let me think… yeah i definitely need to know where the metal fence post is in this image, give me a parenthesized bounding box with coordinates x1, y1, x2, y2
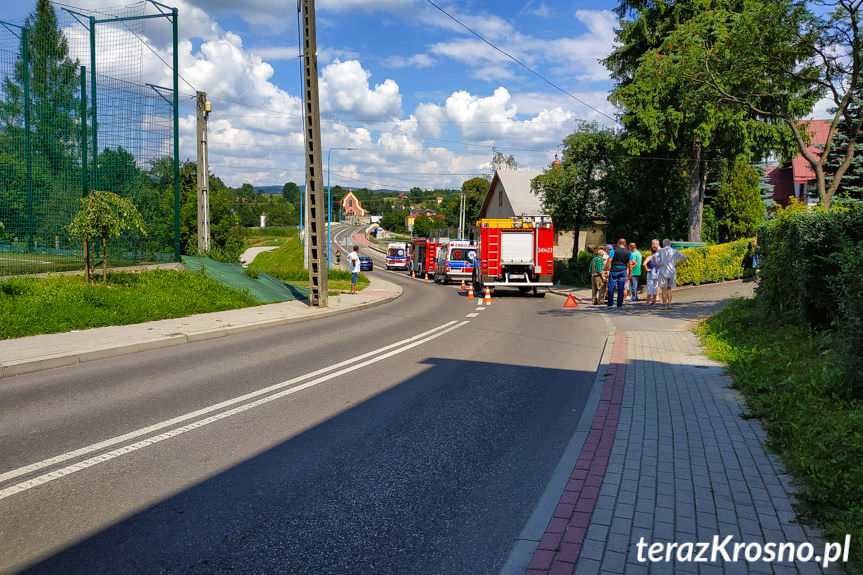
(172, 8, 180, 262)
(80, 65, 87, 197)
(23, 26, 33, 250)
(89, 16, 97, 190)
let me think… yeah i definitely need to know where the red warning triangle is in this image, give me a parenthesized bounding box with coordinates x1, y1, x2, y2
(563, 294, 579, 308)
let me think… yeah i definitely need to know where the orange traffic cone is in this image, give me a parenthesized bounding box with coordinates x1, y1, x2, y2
(467, 284, 475, 299)
(563, 294, 579, 308)
(411, 269, 415, 279)
(459, 279, 466, 291)
(483, 286, 492, 305)
(424, 272, 430, 282)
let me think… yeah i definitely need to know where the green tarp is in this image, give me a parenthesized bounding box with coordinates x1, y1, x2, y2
(182, 257, 309, 303)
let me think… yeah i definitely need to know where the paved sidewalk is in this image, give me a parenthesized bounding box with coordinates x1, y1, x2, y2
(514, 282, 843, 575)
(0, 273, 401, 380)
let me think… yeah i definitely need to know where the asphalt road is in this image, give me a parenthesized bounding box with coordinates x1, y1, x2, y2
(0, 234, 608, 575)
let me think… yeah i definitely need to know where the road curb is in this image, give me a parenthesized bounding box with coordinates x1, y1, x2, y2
(500, 328, 617, 575)
(0, 284, 402, 380)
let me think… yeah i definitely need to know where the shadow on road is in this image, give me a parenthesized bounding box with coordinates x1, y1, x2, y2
(21, 358, 597, 575)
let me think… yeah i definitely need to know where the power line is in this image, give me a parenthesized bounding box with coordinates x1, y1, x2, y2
(422, 0, 618, 124)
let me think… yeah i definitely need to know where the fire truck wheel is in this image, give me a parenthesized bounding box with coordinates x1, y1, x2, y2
(533, 287, 546, 298)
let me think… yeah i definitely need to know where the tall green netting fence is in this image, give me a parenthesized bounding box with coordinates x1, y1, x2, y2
(0, 0, 179, 277)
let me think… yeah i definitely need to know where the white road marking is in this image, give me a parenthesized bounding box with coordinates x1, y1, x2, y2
(475, 306, 485, 311)
(0, 320, 460, 487)
(465, 313, 479, 318)
(0, 320, 470, 501)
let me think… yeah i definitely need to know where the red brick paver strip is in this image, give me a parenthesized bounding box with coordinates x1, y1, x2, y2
(528, 332, 629, 574)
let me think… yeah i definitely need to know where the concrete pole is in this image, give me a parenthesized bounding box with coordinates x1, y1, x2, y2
(300, 0, 328, 306)
(196, 91, 211, 253)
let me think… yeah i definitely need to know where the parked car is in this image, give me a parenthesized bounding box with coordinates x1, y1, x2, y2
(359, 255, 374, 271)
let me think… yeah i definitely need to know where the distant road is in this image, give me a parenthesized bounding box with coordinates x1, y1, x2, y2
(0, 233, 607, 574)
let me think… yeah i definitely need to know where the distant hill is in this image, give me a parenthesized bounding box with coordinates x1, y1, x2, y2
(255, 185, 406, 195)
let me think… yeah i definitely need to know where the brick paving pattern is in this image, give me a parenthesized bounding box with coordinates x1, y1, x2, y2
(528, 329, 842, 575)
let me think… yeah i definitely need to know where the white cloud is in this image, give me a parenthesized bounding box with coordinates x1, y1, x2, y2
(319, 60, 402, 121)
(317, 0, 416, 13)
(382, 53, 436, 69)
(521, 1, 551, 18)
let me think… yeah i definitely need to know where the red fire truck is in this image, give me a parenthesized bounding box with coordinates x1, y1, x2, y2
(473, 217, 554, 296)
(410, 238, 440, 277)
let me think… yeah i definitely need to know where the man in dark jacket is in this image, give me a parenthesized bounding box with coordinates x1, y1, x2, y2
(604, 238, 633, 308)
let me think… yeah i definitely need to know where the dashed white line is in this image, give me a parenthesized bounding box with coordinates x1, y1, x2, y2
(465, 313, 479, 318)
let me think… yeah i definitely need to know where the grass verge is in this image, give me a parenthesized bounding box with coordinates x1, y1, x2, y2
(250, 235, 370, 292)
(698, 298, 862, 570)
(243, 227, 298, 249)
(0, 271, 259, 340)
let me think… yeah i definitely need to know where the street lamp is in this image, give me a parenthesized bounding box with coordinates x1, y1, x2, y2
(327, 146, 356, 269)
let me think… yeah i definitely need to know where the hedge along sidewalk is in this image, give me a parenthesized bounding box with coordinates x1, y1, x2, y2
(0, 273, 402, 380)
(555, 239, 753, 288)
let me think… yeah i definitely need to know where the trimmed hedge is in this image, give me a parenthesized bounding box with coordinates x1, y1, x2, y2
(675, 239, 751, 286)
(553, 240, 752, 287)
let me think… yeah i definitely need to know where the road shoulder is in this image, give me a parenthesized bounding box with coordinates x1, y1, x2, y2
(0, 274, 402, 380)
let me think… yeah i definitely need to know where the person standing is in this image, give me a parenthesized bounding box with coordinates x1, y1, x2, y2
(656, 239, 687, 310)
(605, 238, 632, 308)
(589, 247, 605, 305)
(643, 239, 660, 306)
(628, 242, 642, 302)
(349, 245, 361, 294)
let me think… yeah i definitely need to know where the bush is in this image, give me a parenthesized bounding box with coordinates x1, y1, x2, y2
(554, 250, 594, 286)
(757, 203, 863, 396)
(675, 239, 751, 285)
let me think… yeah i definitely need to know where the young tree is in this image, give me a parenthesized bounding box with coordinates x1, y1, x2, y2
(714, 157, 764, 241)
(532, 123, 616, 255)
(460, 176, 488, 225)
(671, 0, 861, 210)
(1, 0, 80, 173)
(490, 149, 517, 172)
(282, 181, 301, 204)
(68, 190, 145, 283)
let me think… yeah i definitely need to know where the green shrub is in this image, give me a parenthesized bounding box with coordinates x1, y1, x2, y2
(757, 203, 863, 396)
(675, 239, 751, 285)
(554, 250, 594, 286)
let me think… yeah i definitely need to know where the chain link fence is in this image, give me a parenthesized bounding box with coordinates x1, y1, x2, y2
(0, 0, 179, 276)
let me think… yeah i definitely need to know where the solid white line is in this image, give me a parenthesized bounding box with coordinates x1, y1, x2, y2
(465, 313, 479, 318)
(0, 321, 459, 486)
(0, 320, 470, 501)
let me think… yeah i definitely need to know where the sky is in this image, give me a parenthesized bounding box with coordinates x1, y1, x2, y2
(0, 0, 831, 190)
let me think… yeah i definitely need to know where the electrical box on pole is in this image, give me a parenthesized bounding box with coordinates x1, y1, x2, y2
(300, 0, 328, 307)
(196, 91, 211, 253)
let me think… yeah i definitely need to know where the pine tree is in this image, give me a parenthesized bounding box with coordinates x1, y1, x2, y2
(825, 93, 863, 203)
(1, 0, 80, 174)
(714, 157, 764, 242)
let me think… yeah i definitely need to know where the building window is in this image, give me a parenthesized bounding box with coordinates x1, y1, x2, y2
(348, 199, 353, 207)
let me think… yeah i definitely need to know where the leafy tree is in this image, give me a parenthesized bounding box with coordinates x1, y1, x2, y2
(491, 149, 517, 171)
(603, 149, 690, 243)
(532, 123, 616, 254)
(97, 147, 141, 196)
(381, 209, 408, 233)
(282, 181, 301, 204)
(68, 190, 145, 283)
(460, 176, 488, 226)
(1, 0, 80, 174)
(714, 156, 764, 242)
(668, 0, 861, 209)
(603, 0, 785, 241)
(412, 215, 434, 237)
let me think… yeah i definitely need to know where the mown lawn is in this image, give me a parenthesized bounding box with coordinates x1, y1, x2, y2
(243, 227, 299, 249)
(250, 234, 369, 292)
(0, 271, 259, 340)
(699, 298, 863, 570)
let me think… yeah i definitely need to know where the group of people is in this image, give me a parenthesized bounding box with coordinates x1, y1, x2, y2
(589, 239, 687, 310)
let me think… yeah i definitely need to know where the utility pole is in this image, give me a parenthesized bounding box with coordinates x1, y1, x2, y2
(196, 91, 211, 253)
(300, 0, 328, 306)
(458, 188, 466, 239)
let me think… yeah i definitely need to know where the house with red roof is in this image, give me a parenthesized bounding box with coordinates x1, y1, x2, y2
(765, 120, 831, 207)
(340, 190, 366, 217)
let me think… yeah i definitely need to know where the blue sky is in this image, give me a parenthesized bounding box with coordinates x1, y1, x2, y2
(1, 0, 623, 188)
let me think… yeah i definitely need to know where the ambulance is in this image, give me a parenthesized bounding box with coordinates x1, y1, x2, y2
(385, 242, 410, 270)
(433, 239, 478, 284)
